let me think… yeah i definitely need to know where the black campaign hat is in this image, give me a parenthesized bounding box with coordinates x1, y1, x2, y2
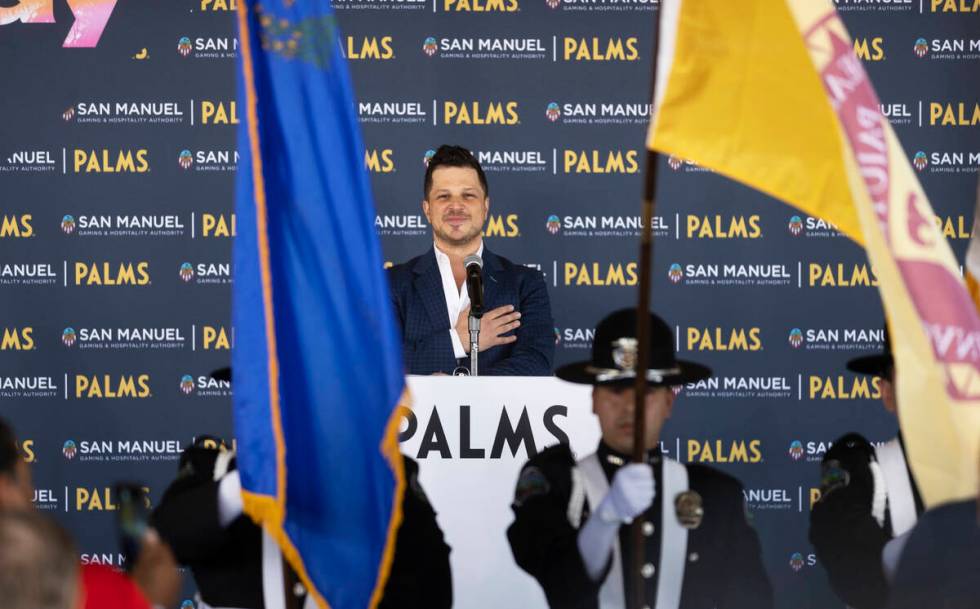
(556, 309, 711, 387)
(846, 325, 893, 377)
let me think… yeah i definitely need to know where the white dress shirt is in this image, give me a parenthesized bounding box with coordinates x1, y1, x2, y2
(434, 242, 483, 359)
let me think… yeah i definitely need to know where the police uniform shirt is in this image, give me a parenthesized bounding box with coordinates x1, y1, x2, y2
(507, 442, 773, 609)
(809, 433, 925, 609)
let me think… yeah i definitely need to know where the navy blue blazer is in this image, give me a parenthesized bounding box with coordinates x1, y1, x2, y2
(388, 247, 554, 376)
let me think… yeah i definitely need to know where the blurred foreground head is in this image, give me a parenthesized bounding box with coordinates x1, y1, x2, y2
(0, 418, 33, 510)
(0, 510, 79, 609)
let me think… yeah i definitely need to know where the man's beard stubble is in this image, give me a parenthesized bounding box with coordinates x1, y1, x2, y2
(434, 221, 483, 248)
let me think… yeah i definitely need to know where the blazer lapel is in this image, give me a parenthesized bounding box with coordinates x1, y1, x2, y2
(481, 247, 503, 311)
(413, 248, 452, 332)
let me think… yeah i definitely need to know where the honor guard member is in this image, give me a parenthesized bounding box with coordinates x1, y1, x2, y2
(809, 328, 924, 609)
(507, 309, 773, 609)
(154, 426, 452, 609)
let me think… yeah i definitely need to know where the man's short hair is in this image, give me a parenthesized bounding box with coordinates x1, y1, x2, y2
(423, 145, 489, 199)
(0, 511, 79, 609)
(0, 418, 19, 478)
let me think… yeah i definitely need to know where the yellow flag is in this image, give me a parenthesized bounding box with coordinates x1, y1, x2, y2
(965, 179, 980, 308)
(649, 0, 980, 506)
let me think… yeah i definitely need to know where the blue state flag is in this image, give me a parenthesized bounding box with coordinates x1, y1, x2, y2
(232, 2, 406, 608)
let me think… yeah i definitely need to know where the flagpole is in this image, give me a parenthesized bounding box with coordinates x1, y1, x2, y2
(631, 2, 664, 608)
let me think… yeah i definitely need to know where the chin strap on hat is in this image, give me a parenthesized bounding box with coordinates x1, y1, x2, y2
(585, 366, 681, 384)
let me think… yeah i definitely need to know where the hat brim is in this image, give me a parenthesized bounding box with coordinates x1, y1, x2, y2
(555, 359, 712, 387)
(210, 367, 232, 382)
(846, 354, 892, 377)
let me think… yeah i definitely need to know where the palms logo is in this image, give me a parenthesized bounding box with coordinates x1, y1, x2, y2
(61, 215, 76, 235)
(178, 37, 193, 57)
(63, 440, 78, 460)
(913, 37, 928, 58)
(546, 214, 561, 235)
(422, 37, 438, 57)
(553, 327, 561, 345)
(668, 263, 683, 284)
(179, 263, 195, 282)
(788, 215, 803, 236)
(545, 0, 560, 8)
(423, 149, 436, 167)
(62, 328, 77, 347)
(181, 601, 196, 609)
(788, 440, 804, 461)
(63, 107, 75, 122)
(546, 102, 560, 122)
(179, 150, 194, 170)
(180, 375, 195, 395)
(667, 155, 683, 171)
(788, 328, 803, 348)
(913, 151, 928, 171)
(789, 552, 805, 572)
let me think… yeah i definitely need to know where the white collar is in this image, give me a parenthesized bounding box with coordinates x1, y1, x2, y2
(433, 241, 484, 264)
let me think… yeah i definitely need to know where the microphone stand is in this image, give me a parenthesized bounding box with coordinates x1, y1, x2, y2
(463, 253, 484, 377)
(469, 312, 480, 376)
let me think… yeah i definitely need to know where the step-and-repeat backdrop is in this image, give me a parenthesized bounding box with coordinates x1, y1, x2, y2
(0, 0, 978, 607)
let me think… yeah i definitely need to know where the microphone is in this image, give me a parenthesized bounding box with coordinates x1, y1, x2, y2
(464, 254, 484, 318)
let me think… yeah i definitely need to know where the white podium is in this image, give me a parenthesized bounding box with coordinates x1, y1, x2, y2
(399, 376, 600, 609)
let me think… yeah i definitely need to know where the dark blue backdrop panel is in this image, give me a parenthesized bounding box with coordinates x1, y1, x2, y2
(0, 1, 977, 608)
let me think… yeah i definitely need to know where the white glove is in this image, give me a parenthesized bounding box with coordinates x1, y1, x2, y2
(578, 464, 655, 580)
(598, 463, 655, 524)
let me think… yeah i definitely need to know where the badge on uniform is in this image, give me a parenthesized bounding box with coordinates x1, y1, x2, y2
(819, 459, 851, 500)
(612, 338, 638, 371)
(675, 490, 703, 529)
(514, 466, 550, 507)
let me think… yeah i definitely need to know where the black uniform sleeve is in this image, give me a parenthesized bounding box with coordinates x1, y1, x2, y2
(379, 456, 452, 609)
(809, 433, 890, 609)
(506, 444, 600, 609)
(718, 479, 773, 609)
(151, 447, 251, 565)
(152, 477, 217, 563)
